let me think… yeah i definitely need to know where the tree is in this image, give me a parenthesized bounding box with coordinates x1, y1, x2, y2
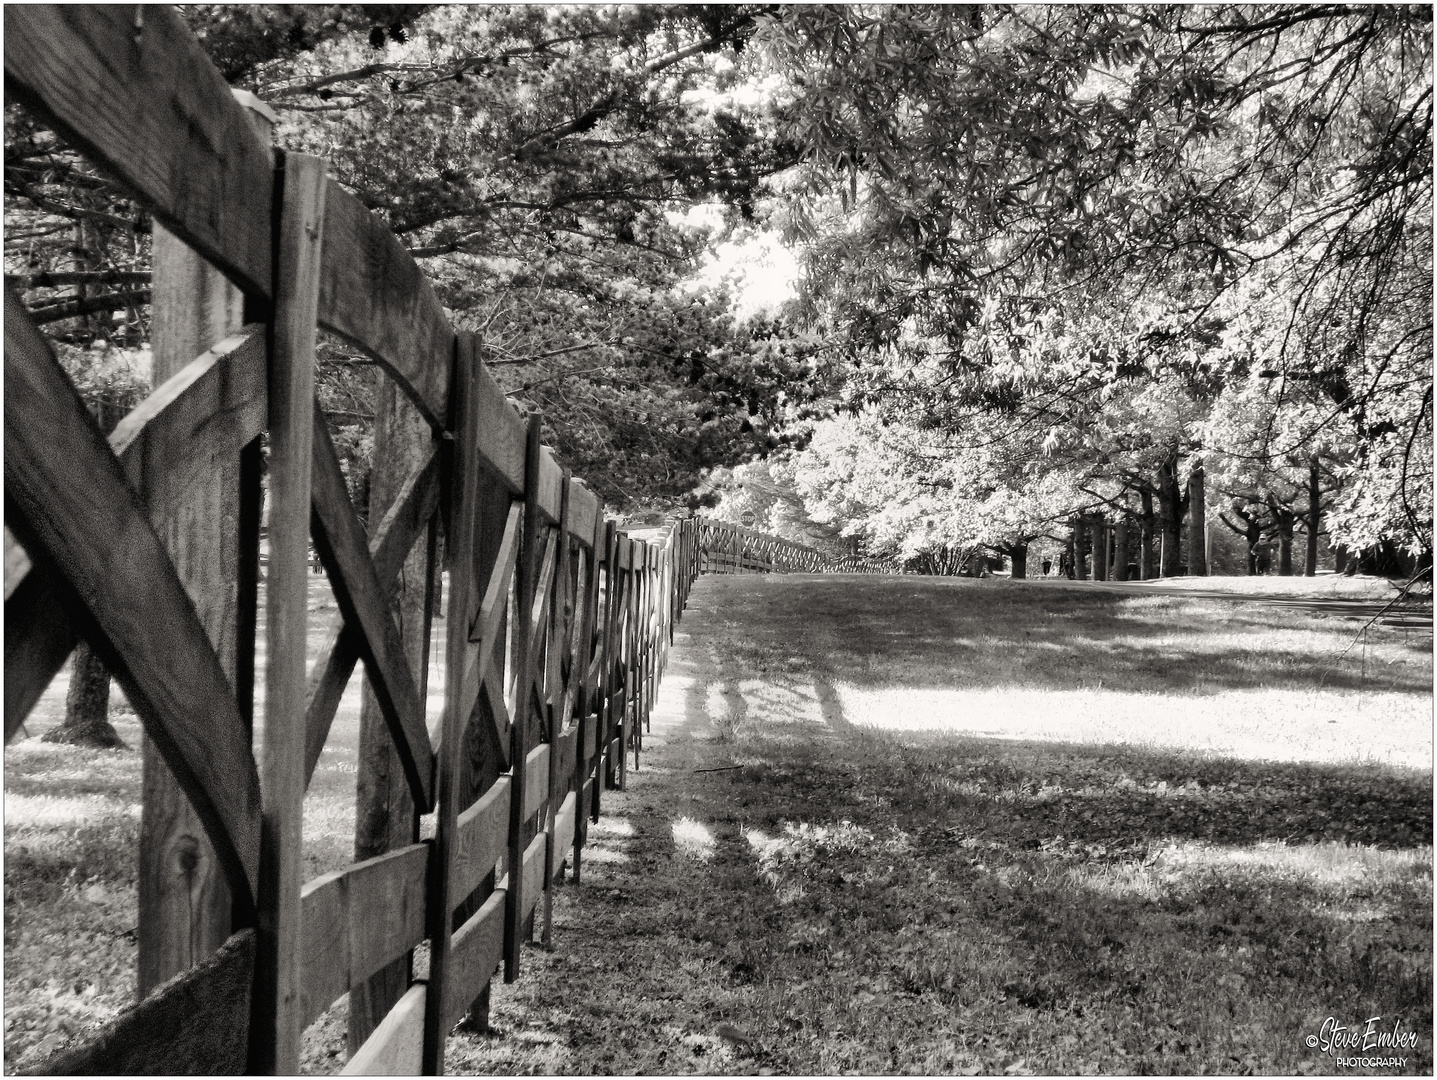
(750, 4, 1431, 564)
(214, 4, 816, 509)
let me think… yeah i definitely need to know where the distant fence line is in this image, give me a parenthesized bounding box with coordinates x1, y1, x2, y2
(3, 7, 880, 1075)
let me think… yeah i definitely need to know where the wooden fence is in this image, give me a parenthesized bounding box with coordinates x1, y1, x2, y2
(3, 8, 873, 1074)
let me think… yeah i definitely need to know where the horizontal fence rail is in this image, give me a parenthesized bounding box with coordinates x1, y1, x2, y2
(2, 7, 893, 1075)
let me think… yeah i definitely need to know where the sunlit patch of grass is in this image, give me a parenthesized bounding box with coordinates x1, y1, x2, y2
(671, 817, 717, 862)
(1157, 839, 1433, 883)
(835, 684, 1430, 767)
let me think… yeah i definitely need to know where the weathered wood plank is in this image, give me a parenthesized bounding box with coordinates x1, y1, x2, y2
(554, 726, 579, 798)
(536, 447, 564, 524)
(451, 775, 512, 904)
(111, 327, 268, 514)
(567, 481, 600, 551)
(347, 844, 429, 991)
(317, 183, 451, 430)
(135, 246, 262, 993)
(298, 870, 349, 1032)
(4, 6, 272, 300)
(303, 446, 441, 785)
(249, 151, 326, 1076)
(441, 890, 506, 1034)
(473, 361, 526, 494)
(520, 832, 548, 922)
(296, 842, 430, 1034)
(582, 716, 599, 765)
(550, 791, 577, 881)
(34, 929, 255, 1076)
(523, 743, 551, 821)
(341, 984, 426, 1076)
(4, 292, 260, 908)
(309, 410, 434, 810)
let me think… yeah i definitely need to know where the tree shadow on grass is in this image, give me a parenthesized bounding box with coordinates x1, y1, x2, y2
(689, 724, 1433, 1074)
(715, 574, 1433, 697)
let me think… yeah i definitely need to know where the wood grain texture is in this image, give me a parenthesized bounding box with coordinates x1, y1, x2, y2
(523, 743, 551, 822)
(298, 843, 429, 1031)
(309, 410, 434, 810)
(341, 984, 426, 1076)
(303, 447, 441, 785)
(112, 326, 268, 515)
(441, 890, 506, 1033)
(4, 6, 272, 300)
(4, 293, 260, 908)
(317, 183, 451, 430)
(298, 869, 349, 1031)
(347, 844, 429, 993)
(472, 361, 526, 494)
(535, 447, 564, 525)
(451, 775, 512, 903)
(34, 929, 255, 1076)
(568, 481, 600, 553)
(520, 832, 548, 922)
(550, 791, 577, 881)
(249, 151, 326, 1076)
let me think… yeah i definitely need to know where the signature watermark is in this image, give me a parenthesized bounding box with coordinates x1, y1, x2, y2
(1306, 1015, 1420, 1069)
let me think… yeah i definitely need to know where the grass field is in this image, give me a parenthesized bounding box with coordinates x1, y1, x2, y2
(4, 573, 1432, 1073)
(448, 576, 1431, 1076)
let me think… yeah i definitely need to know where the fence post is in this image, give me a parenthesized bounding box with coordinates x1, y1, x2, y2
(248, 150, 326, 1075)
(541, 472, 573, 948)
(421, 333, 483, 1075)
(505, 415, 544, 980)
(137, 91, 274, 1001)
(600, 521, 620, 793)
(573, 500, 603, 882)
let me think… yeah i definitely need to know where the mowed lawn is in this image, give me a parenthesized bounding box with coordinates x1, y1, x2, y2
(450, 575, 1432, 1077)
(5, 572, 1432, 1074)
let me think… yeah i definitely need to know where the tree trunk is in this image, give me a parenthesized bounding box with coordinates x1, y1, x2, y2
(1188, 464, 1207, 577)
(1113, 514, 1130, 581)
(1305, 458, 1321, 577)
(42, 643, 125, 748)
(1275, 511, 1295, 576)
(1138, 489, 1156, 579)
(1092, 517, 1108, 581)
(1009, 543, 1028, 579)
(1064, 535, 1075, 579)
(1157, 455, 1185, 577)
(1072, 518, 1088, 580)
